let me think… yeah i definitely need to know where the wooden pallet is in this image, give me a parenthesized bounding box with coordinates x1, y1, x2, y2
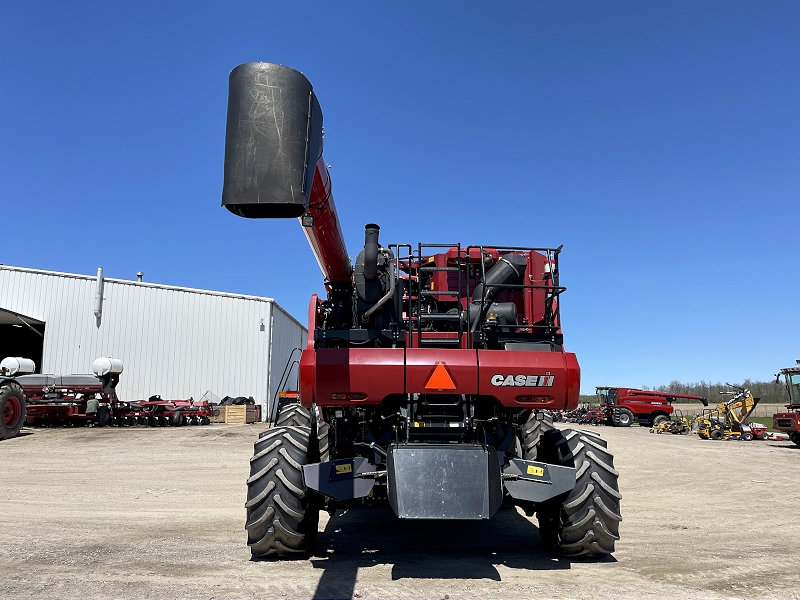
(224, 405, 256, 424)
(209, 406, 226, 423)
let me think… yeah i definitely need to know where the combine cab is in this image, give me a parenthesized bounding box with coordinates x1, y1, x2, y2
(221, 63, 622, 559)
(774, 362, 800, 447)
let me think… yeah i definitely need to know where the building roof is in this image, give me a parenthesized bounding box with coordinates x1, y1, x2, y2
(0, 264, 305, 330)
(0, 306, 45, 326)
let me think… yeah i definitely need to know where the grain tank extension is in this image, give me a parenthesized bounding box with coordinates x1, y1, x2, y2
(221, 62, 622, 558)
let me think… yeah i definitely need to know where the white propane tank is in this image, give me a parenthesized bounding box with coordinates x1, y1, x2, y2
(0, 357, 36, 376)
(92, 357, 124, 376)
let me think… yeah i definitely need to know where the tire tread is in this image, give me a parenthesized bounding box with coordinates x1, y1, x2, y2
(245, 426, 318, 557)
(537, 428, 622, 557)
(521, 416, 556, 460)
(0, 382, 27, 440)
(275, 405, 312, 428)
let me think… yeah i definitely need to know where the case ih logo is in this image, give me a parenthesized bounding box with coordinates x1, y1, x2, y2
(491, 372, 555, 387)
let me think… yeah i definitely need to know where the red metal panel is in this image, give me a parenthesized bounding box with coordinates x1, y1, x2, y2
(299, 348, 316, 408)
(445, 247, 498, 264)
(302, 157, 352, 283)
(477, 349, 574, 410)
(406, 348, 478, 394)
(565, 352, 580, 410)
(313, 348, 405, 406)
(524, 251, 546, 327)
(299, 295, 320, 408)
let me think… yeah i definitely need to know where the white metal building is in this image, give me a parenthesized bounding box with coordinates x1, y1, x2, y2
(0, 265, 306, 420)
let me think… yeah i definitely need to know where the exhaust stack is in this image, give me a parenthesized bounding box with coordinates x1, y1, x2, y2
(363, 224, 380, 280)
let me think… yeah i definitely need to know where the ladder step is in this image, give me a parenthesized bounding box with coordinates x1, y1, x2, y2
(419, 266, 460, 272)
(419, 314, 461, 321)
(419, 338, 462, 345)
(421, 290, 458, 296)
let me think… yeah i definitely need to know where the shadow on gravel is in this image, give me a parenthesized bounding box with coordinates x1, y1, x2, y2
(310, 504, 614, 599)
(6, 430, 34, 438)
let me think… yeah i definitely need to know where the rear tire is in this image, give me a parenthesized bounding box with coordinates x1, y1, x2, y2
(789, 432, 800, 447)
(709, 429, 723, 440)
(245, 425, 319, 558)
(97, 406, 111, 427)
(276, 405, 313, 428)
(521, 415, 556, 460)
(651, 415, 669, 427)
(612, 408, 634, 427)
(317, 421, 330, 462)
(536, 429, 622, 557)
(741, 431, 753, 441)
(0, 382, 27, 440)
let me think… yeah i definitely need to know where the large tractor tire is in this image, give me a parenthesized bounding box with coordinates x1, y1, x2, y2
(536, 428, 622, 557)
(709, 428, 724, 441)
(245, 425, 319, 557)
(0, 382, 27, 440)
(316, 421, 331, 462)
(651, 414, 669, 427)
(789, 432, 800, 447)
(612, 408, 634, 427)
(96, 405, 111, 427)
(275, 404, 313, 428)
(172, 411, 186, 427)
(536, 410, 555, 427)
(521, 415, 556, 460)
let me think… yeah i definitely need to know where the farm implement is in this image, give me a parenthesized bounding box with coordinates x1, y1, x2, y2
(1, 356, 213, 432)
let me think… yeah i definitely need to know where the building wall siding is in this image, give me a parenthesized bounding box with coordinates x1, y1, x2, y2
(0, 266, 306, 417)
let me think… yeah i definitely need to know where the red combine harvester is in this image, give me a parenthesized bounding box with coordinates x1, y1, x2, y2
(222, 63, 622, 558)
(596, 386, 708, 427)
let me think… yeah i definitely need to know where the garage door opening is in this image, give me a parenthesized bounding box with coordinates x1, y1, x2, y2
(0, 309, 45, 373)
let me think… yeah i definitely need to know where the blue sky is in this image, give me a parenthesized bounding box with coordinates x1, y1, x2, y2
(1, 1, 798, 392)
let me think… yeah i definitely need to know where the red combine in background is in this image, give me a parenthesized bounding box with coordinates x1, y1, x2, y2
(221, 63, 622, 559)
(596, 386, 708, 427)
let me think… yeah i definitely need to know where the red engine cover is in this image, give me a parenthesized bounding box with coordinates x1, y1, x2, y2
(300, 345, 579, 410)
(303, 348, 405, 406)
(406, 349, 478, 395)
(477, 350, 579, 410)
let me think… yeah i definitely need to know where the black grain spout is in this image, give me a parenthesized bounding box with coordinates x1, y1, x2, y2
(222, 62, 323, 219)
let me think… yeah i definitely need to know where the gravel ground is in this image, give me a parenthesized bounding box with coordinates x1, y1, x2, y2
(1, 422, 798, 599)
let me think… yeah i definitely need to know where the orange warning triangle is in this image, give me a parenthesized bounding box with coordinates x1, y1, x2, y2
(425, 362, 457, 390)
